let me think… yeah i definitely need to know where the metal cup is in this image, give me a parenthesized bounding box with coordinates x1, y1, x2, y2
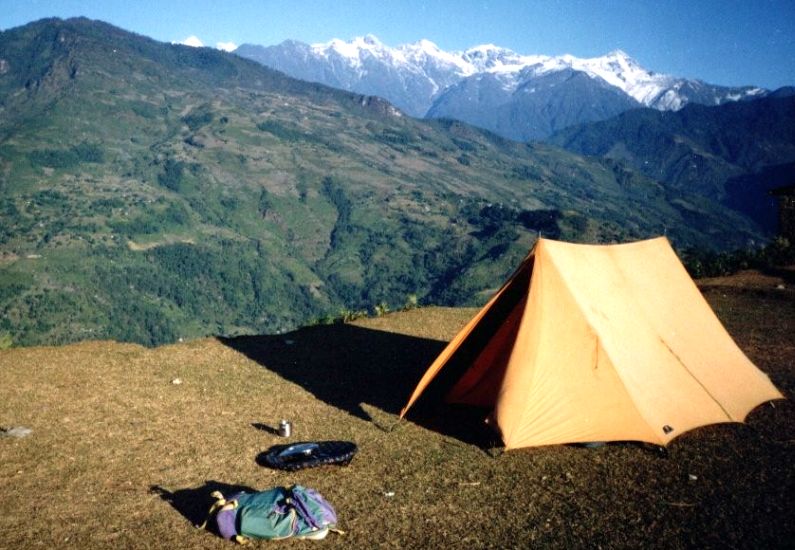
(278, 419, 292, 437)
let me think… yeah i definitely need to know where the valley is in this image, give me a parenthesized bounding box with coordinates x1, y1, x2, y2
(0, 18, 786, 348)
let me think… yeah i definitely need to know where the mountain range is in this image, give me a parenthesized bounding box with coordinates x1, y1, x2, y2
(0, 18, 784, 348)
(236, 37, 768, 140)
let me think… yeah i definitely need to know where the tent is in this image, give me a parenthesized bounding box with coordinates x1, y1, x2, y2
(400, 237, 783, 449)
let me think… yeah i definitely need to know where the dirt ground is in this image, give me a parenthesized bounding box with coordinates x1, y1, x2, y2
(1, 268, 793, 548)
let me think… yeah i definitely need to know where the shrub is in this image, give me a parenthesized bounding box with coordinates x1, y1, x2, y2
(403, 294, 419, 310)
(182, 106, 214, 131)
(0, 332, 12, 349)
(158, 159, 184, 191)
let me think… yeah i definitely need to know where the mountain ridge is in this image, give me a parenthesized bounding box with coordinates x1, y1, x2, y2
(547, 94, 795, 232)
(236, 36, 769, 139)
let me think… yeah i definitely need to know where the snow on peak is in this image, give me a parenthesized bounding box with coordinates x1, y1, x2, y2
(362, 34, 381, 46)
(398, 39, 475, 75)
(319, 38, 360, 59)
(314, 34, 387, 56)
(464, 43, 505, 55)
(400, 38, 445, 60)
(216, 41, 237, 52)
(174, 36, 238, 53)
(303, 37, 664, 97)
(462, 44, 523, 69)
(292, 36, 760, 111)
(563, 51, 675, 106)
(312, 35, 474, 78)
(416, 38, 440, 51)
(312, 34, 401, 69)
(605, 49, 632, 61)
(176, 35, 204, 48)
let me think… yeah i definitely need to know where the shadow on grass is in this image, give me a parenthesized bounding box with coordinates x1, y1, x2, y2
(221, 324, 499, 448)
(151, 481, 256, 530)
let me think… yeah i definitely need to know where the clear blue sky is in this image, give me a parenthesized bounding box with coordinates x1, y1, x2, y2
(1, 0, 793, 90)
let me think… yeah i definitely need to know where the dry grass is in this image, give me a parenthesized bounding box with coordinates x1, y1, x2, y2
(1, 271, 793, 549)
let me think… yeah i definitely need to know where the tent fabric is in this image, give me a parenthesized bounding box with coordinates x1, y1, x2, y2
(400, 237, 783, 449)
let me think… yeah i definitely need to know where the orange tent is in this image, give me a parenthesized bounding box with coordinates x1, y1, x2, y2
(400, 237, 783, 448)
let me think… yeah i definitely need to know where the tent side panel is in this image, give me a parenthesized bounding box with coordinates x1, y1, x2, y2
(544, 238, 733, 443)
(614, 239, 783, 421)
(546, 238, 781, 445)
(496, 240, 662, 448)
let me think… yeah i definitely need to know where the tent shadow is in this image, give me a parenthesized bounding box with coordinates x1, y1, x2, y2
(151, 481, 257, 528)
(221, 323, 443, 422)
(221, 323, 498, 448)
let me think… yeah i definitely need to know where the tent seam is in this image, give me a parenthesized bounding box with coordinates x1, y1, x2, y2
(609, 241, 738, 424)
(655, 336, 735, 421)
(600, 239, 736, 433)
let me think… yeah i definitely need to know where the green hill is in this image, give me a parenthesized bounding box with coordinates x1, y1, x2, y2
(547, 95, 795, 232)
(0, 18, 766, 347)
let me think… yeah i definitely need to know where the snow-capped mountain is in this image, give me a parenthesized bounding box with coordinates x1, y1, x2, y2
(500, 48, 767, 111)
(235, 37, 768, 140)
(236, 35, 469, 117)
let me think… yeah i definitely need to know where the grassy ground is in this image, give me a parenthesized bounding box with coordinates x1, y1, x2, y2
(0, 269, 793, 548)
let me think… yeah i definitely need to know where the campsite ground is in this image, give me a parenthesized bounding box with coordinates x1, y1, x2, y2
(1, 268, 793, 548)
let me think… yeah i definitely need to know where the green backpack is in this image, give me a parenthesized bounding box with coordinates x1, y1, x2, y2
(201, 485, 342, 543)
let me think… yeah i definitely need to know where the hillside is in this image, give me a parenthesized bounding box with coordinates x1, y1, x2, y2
(0, 18, 767, 347)
(547, 94, 795, 232)
(0, 268, 792, 547)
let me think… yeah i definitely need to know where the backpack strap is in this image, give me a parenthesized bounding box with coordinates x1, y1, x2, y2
(198, 491, 251, 543)
(198, 491, 227, 529)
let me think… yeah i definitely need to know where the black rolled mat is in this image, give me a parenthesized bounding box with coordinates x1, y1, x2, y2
(258, 440, 358, 471)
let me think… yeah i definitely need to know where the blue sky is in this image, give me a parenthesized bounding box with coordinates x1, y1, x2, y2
(1, 0, 793, 89)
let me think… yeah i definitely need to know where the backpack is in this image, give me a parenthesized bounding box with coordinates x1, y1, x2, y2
(200, 485, 343, 543)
